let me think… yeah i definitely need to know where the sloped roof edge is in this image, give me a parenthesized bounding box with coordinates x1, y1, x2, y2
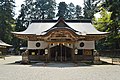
(0, 40, 12, 47)
(12, 19, 108, 36)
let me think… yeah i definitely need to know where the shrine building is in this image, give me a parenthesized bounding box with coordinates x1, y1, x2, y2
(12, 18, 108, 63)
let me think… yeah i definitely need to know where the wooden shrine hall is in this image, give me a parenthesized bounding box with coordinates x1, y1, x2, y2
(12, 18, 108, 63)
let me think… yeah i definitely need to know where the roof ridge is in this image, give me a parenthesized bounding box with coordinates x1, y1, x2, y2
(43, 18, 79, 33)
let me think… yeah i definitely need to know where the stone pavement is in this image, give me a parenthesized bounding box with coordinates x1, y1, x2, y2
(0, 56, 120, 80)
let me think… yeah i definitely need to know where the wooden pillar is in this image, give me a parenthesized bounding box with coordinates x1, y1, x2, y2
(47, 43, 50, 62)
(65, 46, 67, 61)
(92, 49, 94, 63)
(72, 43, 75, 63)
(60, 44, 63, 62)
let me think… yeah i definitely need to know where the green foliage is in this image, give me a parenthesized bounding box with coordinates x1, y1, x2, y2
(94, 8, 112, 32)
(94, 0, 120, 50)
(56, 2, 82, 19)
(101, 0, 120, 49)
(0, 0, 15, 43)
(66, 3, 75, 19)
(35, 0, 56, 19)
(16, 0, 56, 28)
(56, 2, 68, 19)
(75, 5, 82, 19)
(93, 8, 113, 50)
(83, 0, 100, 19)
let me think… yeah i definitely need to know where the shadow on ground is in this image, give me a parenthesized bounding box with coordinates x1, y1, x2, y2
(5, 60, 118, 68)
(31, 62, 92, 67)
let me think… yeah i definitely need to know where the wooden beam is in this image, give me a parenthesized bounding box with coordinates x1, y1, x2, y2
(47, 41, 75, 44)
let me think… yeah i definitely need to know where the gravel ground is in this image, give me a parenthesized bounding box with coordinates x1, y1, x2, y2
(0, 56, 120, 80)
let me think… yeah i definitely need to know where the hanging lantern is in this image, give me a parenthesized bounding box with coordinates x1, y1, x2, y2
(75, 49, 78, 54)
(45, 49, 48, 54)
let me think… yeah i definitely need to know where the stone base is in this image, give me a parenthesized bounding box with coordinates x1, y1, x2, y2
(94, 61, 102, 64)
(21, 60, 30, 64)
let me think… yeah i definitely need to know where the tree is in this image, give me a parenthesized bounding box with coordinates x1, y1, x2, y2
(14, 0, 34, 50)
(46, 0, 56, 19)
(57, 2, 83, 19)
(35, 0, 56, 19)
(102, 0, 120, 49)
(83, 0, 100, 19)
(15, 4, 27, 32)
(75, 5, 82, 19)
(94, 8, 112, 31)
(16, 0, 56, 28)
(93, 8, 113, 50)
(56, 2, 68, 19)
(0, 0, 15, 43)
(66, 2, 75, 19)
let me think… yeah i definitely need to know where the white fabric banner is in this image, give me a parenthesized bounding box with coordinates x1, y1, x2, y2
(76, 41, 95, 49)
(28, 41, 48, 49)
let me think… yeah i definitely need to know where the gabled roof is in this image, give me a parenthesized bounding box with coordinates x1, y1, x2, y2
(12, 19, 108, 36)
(44, 18, 78, 33)
(0, 40, 12, 47)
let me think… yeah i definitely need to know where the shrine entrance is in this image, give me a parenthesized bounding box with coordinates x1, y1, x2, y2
(50, 44, 72, 62)
(45, 28, 77, 62)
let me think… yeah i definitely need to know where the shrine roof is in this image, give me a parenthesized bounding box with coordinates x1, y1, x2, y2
(0, 40, 12, 47)
(12, 19, 108, 36)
